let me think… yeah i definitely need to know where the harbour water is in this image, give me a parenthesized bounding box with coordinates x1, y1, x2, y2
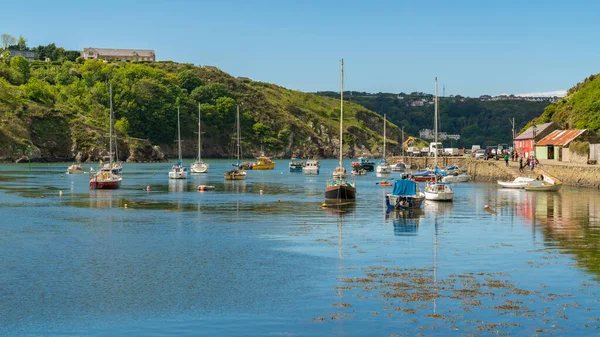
(1, 160, 600, 336)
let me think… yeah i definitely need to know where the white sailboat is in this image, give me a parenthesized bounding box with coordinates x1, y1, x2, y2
(168, 107, 188, 179)
(425, 77, 454, 201)
(90, 83, 122, 189)
(224, 105, 247, 180)
(191, 104, 209, 173)
(376, 114, 392, 174)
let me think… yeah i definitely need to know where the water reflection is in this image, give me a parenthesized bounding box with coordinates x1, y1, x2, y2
(516, 188, 600, 278)
(385, 208, 424, 236)
(167, 179, 187, 193)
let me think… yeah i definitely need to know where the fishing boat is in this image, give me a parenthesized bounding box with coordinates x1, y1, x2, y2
(351, 164, 367, 176)
(168, 107, 188, 179)
(497, 177, 538, 189)
(385, 179, 425, 209)
(289, 158, 304, 172)
(251, 152, 276, 170)
(90, 84, 122, 190)
(325, 59, 356, 201)
(376, 114, 392, 174)
(424, 78, 454, 201)
(357, 157, 375, 172)
(190, 104, 209, 174)
(67, 163, 85, 174)
(303, 159, 320, 175)
(224, 105, 247, 180)
(392, 160, 406, 172)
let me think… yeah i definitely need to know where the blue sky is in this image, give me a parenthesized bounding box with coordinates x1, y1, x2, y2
(3, 0, 599, 96)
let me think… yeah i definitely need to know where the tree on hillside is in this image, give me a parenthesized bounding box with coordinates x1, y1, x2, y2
(176, 70, 203, 93)
(10, 56, 29, 82)
(17, 35, 27, 50)
(1, 34, 16, 50)
(190, 83, 230, 104)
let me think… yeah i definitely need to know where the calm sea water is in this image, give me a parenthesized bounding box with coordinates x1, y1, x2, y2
(1, 159, 600, 336)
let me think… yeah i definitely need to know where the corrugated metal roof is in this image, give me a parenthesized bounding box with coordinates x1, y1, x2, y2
(536, 129, 586, 146)
(514, 122, 556, 140)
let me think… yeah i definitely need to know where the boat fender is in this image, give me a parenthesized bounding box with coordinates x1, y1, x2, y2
(322, 203, 328, 208)
(59, 191, 63, 196)
(260, 190, 263, 195)
(146, 186, 150, 191)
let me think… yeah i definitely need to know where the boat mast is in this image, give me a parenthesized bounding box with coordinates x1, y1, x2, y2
(383, 114, 386, 160)
(109, 83, 113, 168)
(236, 104, 241, 165)
(339, 59, 344, 171)
(198, 103, 202, 160)
(177, 107, 182, 163)
(434, 77, 438, 167)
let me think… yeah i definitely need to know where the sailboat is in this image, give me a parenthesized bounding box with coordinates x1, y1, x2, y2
(224, 105, 247, 180)
(376, 114, 392, 174)
(90, 83, 122, 189)
(424, 77, 454, 201)
(168, 107, 188, 179)
(325, 59, 356, 201)
(190, 104, 209, 173)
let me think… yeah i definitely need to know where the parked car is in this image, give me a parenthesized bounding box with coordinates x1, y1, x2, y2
(474, 149, 487, 159)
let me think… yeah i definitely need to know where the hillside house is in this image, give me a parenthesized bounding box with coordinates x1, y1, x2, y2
(514, 122, 559, 159)
(82, 48, 155, 61)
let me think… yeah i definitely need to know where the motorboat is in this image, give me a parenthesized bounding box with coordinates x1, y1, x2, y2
(386, 179, 425, 209)
(303, 159, 320, 175)
(198, 185, 216, 191)
(351, 166, 367, 175)
(289, 158, 304, 172)
(497, 177, 538, 189)
(392, 160, 406, 172)
(411, 169, 436, 182)
(224, 169, 246, 180)
(251, 153, 275, 170)
(424, 181, 454, 201)
(357, 157, 375, 172)
(67, 163, 85, 174)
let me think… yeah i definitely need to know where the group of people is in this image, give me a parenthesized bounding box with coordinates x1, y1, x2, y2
(502, 151, 539, 172)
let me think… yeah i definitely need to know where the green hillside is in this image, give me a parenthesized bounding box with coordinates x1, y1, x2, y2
(533, 74, 600, 131)
(0, 56, 406, 162)
(316, 91, 551, 148)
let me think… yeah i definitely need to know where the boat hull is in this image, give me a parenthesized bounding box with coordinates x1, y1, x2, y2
(412, 175, 436, 182)
(252, 164, 275, 170)
(89, 179, 121, 189)
(289, 166, 303, 173)
(190, 162, 209, 173)
(68, 168, 85, 174)
(524, 183, 562, 191)
(424, 190, 454, 201)
(442, 174, 471, 183)
(497, 178, 538, 189)
(376, 165, 392, 174)
(224, 170, 246, 180)
(169, 171, 188, 179)
(303, 167, 319, 175)
(386, 193, 425, 209)
(325, 184, 356, 201)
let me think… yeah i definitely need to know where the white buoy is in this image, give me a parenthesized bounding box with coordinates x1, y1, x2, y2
(259, 190, 263, 195)
(59, 191, 63, 196)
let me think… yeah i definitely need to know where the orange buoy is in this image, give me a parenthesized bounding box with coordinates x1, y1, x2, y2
(146, 186, 150, 191)
(200, 186, 205, 191)
(484, 205, 489, 209)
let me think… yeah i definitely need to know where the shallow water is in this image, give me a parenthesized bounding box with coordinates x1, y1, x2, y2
(1, 160, 600, 336)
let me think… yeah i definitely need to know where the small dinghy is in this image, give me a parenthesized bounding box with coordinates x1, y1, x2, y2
(198, 185, 216, 191)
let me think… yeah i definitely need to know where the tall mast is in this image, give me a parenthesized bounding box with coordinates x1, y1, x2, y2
(198, 104, 202, 160)
(109, 83, 113, 167)
(339, 59, 344, 170)
(236, 105, 241, 164)
(177, 107, 182, 163)
(383, 114, 386, 160)
(434, 77, 438, 166)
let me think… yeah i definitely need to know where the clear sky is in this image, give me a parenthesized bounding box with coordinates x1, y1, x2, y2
(3, 0, 599, 96)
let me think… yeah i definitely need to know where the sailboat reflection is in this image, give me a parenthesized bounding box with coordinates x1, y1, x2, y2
(168, 179, 186, 192)
(88, 189, 123, 209)
(386, 208, 424, 236)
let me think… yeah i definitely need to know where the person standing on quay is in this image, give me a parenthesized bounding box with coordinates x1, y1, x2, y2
(519, 156, 524, 172)
(504, 152, 509, 167)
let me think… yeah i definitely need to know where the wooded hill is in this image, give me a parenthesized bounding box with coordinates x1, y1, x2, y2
(316, 91, 551, 148)
(0, 56, 409, 162)
(532, 74, 600, 132)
